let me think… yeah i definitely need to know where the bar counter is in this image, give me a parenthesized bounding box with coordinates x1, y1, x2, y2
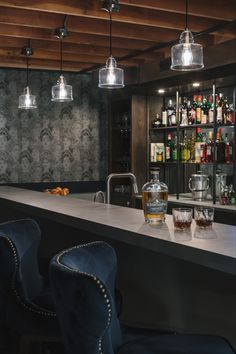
(0, 186, 236, 348)
(0, 186, 235, 275)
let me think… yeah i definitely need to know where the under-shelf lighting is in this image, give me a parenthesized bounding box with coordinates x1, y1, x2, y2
(98, 0, 124, 89)
(157, 89, 165, 94)
(18, 42, 37, 110)
(171, 0, 204, 71)
(192, 82, 200, 87)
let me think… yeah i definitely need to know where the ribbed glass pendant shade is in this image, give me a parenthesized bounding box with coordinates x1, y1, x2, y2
(98, 56, 124, 89)
(51, 75, 73, 102)
(18, 86, 37, 109)
(171, 29, 204, 71)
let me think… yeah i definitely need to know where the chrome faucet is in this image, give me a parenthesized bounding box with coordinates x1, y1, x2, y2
(106, 172, 138, 205)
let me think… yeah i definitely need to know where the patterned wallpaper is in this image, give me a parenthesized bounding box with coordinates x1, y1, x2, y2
(0, 69, 108, 183)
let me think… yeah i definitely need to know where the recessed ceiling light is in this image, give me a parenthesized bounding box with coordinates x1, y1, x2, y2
(157, 89, 165, 94)
(192, 82, 200, 87)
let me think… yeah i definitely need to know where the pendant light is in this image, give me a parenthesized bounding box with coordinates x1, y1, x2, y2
(18, 42, 37, 110)
(98, 0, 124, 89)
(171, 0, 204, 71)
(51, 16, 73, 102)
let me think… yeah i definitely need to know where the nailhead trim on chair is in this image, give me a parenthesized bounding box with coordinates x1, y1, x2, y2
(1, 234, 56, 317)
(56, 241, 113, 354)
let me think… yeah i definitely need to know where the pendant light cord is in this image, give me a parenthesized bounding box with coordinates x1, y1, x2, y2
(109, 10, 112, 57)
(26, 54, 29, 87)
(60, 36, 63, 75)
(185, 0, 188, 30)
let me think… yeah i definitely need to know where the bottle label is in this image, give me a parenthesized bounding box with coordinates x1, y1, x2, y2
(207, 146, 211, 156)
(166, 147, 171, 160)
(144, 201, 167, 215)
(217, 107, 222, 122)
(208, 110, 214, 123)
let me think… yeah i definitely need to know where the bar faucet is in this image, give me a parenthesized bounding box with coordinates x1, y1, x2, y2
(106, 172, 138, 205)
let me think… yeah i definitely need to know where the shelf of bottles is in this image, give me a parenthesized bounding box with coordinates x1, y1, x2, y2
(148, 83, 235, 204)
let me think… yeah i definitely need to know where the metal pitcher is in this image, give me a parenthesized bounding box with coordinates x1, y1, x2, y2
(189, 173, 210, 201)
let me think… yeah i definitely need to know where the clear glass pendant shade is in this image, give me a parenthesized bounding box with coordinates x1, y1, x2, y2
(171, 29, 204, 71)
(51, 75, 73, 102)
(98, 56, 124, 89)
(18, 86, 37, 109)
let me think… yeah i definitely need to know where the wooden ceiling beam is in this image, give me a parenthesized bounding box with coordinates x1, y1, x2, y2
(0, 55, 89, 71)
(1, 0, 233, 32)
(0, 35, 164, 63)
(119, 0, 236, 21)
(0, 23, 159, 51)
(0, 47, 146, 67)
(0, 12, 217, 47)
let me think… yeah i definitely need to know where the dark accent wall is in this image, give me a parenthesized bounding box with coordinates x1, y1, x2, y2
(0, 69, 108, 183)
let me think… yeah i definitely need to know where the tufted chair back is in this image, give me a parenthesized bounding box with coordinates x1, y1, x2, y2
(50, 241, 122, 354)
(0, 218, 44, 303)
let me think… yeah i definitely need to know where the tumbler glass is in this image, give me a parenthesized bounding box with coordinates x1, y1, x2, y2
(172, 208, 193, 230)
(194, 207, 214, 228)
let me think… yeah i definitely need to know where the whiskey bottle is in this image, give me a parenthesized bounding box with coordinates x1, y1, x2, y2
(205, 131, 213, 163)
(216, 128, 225, 163)
(216, 93, 224, 124)
(142, 168, 168, 223)
(180, 97, 188, 126)
(195, 128, 202, 163)
(165, 133, 173, 162)
(167, 100, 175, 127)
(172, 135, 178, 161)
(201, 97, 208, 124)
(196, 95, 202, 124)
(208, 95, 214, 124)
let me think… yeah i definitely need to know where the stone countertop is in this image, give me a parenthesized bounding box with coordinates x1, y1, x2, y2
(0, 186, 235, 275)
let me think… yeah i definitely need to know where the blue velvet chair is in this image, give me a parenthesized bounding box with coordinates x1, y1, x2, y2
(49, 241, 235, 354)
(0, 218, 61, 354)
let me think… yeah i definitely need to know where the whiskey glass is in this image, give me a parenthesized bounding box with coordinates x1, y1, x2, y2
(194, 207, 214, 228)
(172, 208, 193, 230)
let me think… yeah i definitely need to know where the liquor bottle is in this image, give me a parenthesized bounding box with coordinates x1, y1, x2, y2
(195, 127, 202, 163)
(208, 95, 214, 124)
(216, 128, 225, 163)
(200, 133, 207, 163)
(196, 95, 202, 124)
(167, 99, 175, 126)
(165, 133, 173, 162)
(172, 135, 178, 161)
(152, 113, 162, 128)
(225, 133, 230, 163)
(162, 106, 168, 127)
(142, 168, 168, 223)
(216, 93, 224, 124)
(225, 102, 234, 125)
(205, 131, 213, 163)
(181, 133, 190, 162)
(180, 97, 188, 126)
(201, 97, 208, 124)
(187, 99, 195, 125)
(189, 132, 195, 162)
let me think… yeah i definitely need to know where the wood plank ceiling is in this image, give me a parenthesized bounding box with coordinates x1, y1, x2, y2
(0, 0, 235, 73)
